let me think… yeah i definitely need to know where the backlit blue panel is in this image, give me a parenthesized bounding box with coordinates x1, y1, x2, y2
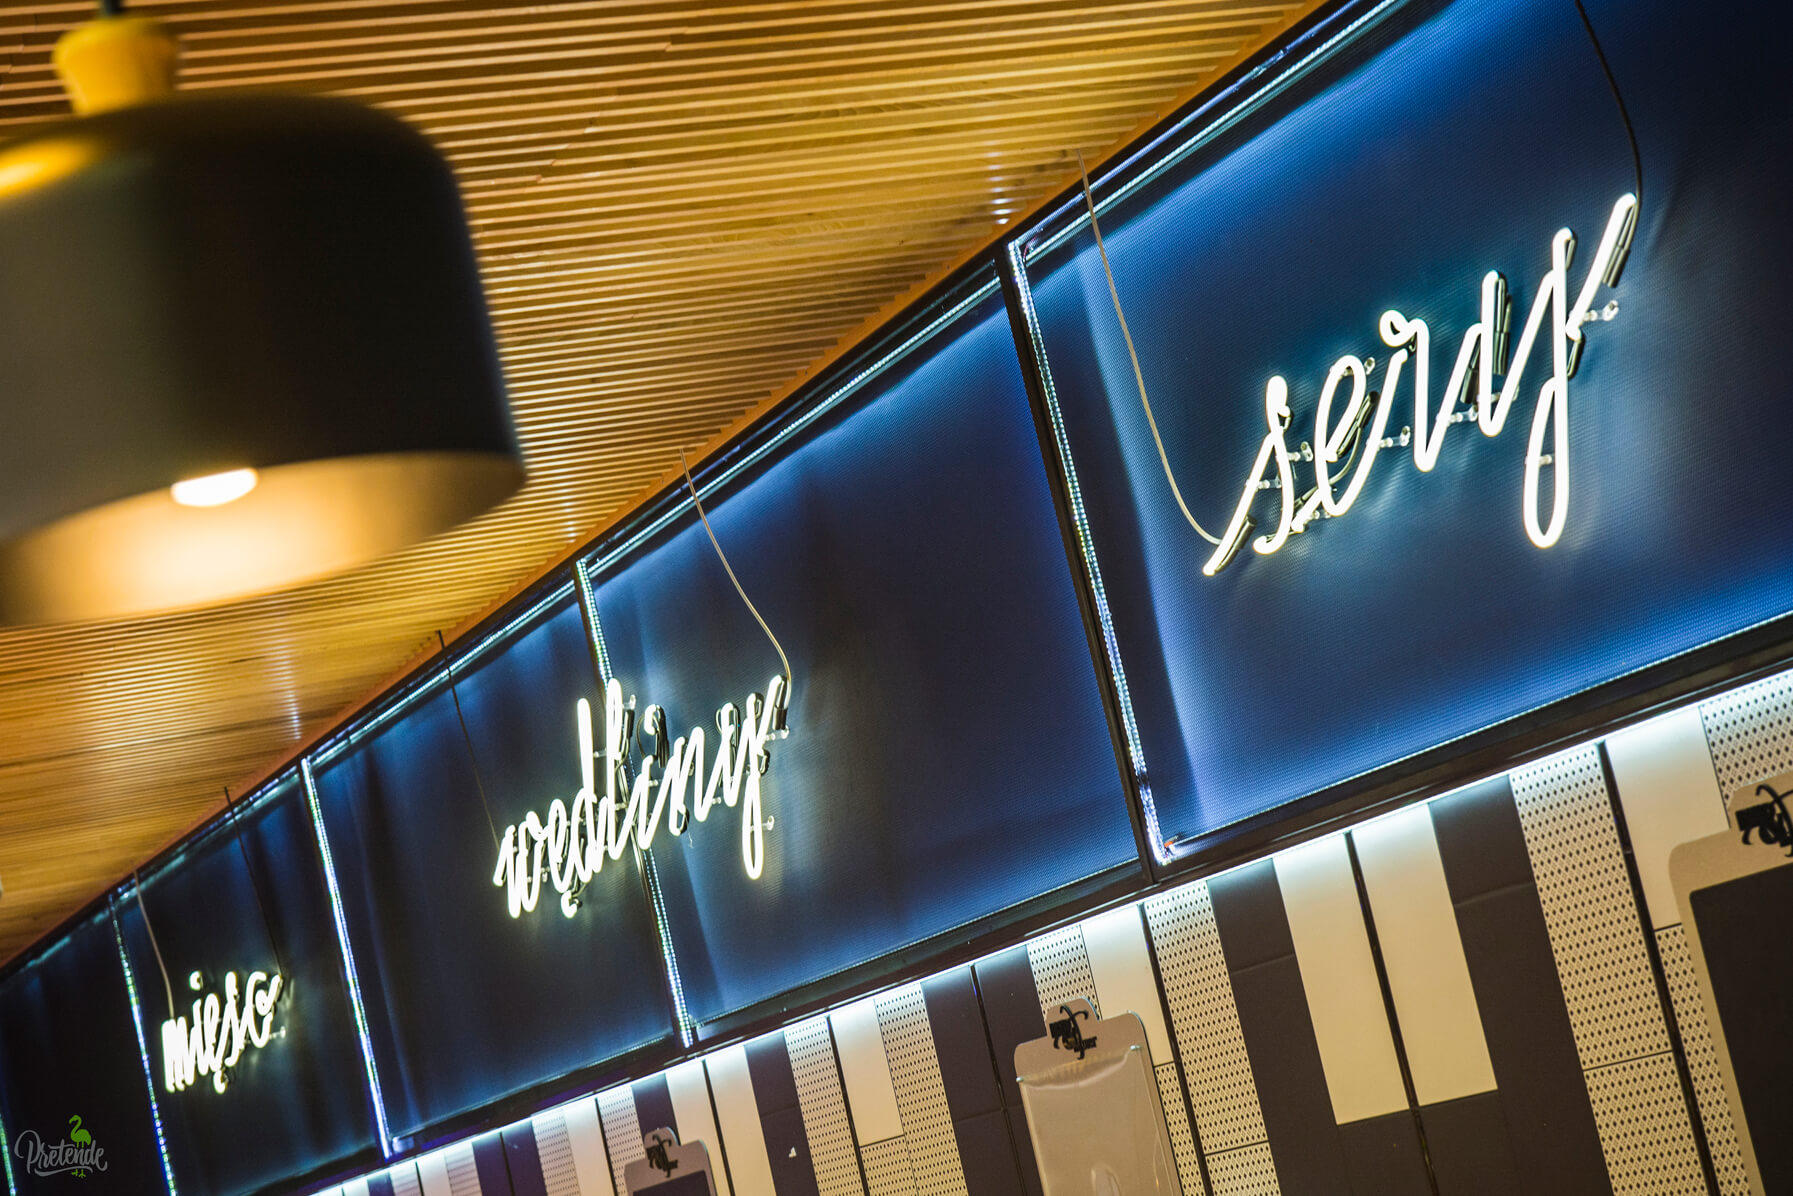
(115, 774, 379, 1195)
(308, 587, 674, 1137)
(1021, 0, 1793, 846)
(0, 909, 166, 1195)
(589, 278, 1138, 1025)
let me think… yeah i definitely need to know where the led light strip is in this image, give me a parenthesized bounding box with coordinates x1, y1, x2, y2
(0, 1098, 16, 1196)
(575, 575, 695, 1045)
(110, 896, 178, 1195)
(301, 759, 393, 1157)
(1004, 242, 1177, 864)
(588, 277, 1000, 578)
(1024, 0, 1402, 265)
(310, 581, 578, 769)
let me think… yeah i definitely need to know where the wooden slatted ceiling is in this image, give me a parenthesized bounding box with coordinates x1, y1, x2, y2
(0, 0, 1314, 963)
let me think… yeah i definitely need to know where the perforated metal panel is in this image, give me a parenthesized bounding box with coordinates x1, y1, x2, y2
(1511, 747, 1673, 1066)
(876, 983, 966, 1196)
(1510, 746, 1705, 1192)
(1027, 925, 1099, 1019)
(1143, 882, 1272, 1161)
(1584, 1054, 1711, 1196)
(445, 1142, 481, 1196)
(1156, 1060, 1209, 1196)
(1701, 668, 1793, 793)
(1659, 923, 1753, 1195)
(533, 1109, 584, 1196)
(861, 1136, 919, 1196)
(788, 1015, 868, 1196)
(598, 1086, 645, 1196)
(1203, 1142, 1280, 1196)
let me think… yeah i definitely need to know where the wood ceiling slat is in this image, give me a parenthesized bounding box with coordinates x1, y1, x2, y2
(0, 0, 1315, 964)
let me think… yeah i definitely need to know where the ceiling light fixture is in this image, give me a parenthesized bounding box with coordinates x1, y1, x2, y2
(170, 470, 259, 509)
(0, 0, 523, 624)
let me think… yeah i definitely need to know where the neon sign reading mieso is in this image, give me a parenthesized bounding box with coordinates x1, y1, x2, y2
(1201, 193, 1639, 575)
(493, 674, 790, 919)
(161, 969, 286, 1094)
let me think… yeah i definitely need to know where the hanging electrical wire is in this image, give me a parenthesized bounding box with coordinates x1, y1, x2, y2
(222, 785, 287, 981)
(132, 870, 176, 1018)
(1075, 150, 1221, 547)
(678, 449, 792, 696)
(438, 628, 502, 850)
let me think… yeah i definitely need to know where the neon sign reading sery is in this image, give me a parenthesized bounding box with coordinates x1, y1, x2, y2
(161, 969, 286, 1094)
(1203, 193, 1639, 574)
(493, 674, 790, 919)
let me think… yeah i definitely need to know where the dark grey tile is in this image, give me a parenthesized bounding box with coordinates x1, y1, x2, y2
(745, 1031, 802, 1116)
(1419, 1090, 1523, 1196)
(759, 1104, 821, 1196)
(1228, 955, 1352, 1196)
(1453, 887, 1609, 1195)
(973, 945, 1045, 1110)
(1209, 859, 1295, 970)
(1338, 1110, 1431, 1196)
(1429, 776, 1533, 902)
(923, 965, 1004, 1120)
(954, 1109, 1025, 1196)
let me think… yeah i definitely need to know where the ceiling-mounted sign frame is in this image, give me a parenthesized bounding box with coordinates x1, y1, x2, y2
(1006, 0, 1793, 880)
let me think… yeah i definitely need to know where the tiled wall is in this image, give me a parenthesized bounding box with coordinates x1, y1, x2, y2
(312, 669, 1793, 1196)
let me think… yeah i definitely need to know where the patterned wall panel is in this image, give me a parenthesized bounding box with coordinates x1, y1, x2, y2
(1658, 924, 1750, 1196)
(598, 1086, 645, 1196)
(532, 1109, 585, 1196)
(1701, 670, 1793, 793)
(1509, 747, 1706, 1194)
(1024, 926, 1098, 1018)
(1142, 882, 1278, 1192)
(787, 1016, 868, 1196)
(874, 983, 966, 1196)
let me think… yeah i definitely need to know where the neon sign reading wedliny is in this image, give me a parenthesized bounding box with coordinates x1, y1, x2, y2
(493, 674, 790, 919)
(1201, 193, 1639, 575)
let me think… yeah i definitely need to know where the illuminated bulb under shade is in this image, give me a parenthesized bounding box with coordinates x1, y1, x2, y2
(171, 468, 258, 508)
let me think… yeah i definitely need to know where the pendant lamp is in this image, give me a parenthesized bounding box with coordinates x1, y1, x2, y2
(0, 3, 524, 624)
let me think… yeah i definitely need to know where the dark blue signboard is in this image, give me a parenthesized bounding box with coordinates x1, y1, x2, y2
(1017, 0, 1793, 850)
(587, 275, 1141, 1026)
(307, 586, 675, 1139)
(114, 773, 379, 1195)
(0, 907, 166, 1195)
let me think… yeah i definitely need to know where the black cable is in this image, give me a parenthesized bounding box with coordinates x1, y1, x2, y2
(439, 629, 501, 849)
(223, 786, 288, 981)
(1571, 0, 1643, 204)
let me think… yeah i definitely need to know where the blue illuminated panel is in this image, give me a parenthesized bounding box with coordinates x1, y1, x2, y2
(114, 775, 380, 1195)
(1019, 0, 1793, 848)
(588, 277, 1139, 1025)
(0, 908, 167, 1195)
(307, 587, 674, 1137)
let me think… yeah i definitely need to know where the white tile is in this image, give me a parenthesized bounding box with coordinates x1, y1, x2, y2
(550, 1096, 615, 1196)
(1353, 804, 1497, 1105)
(1080, 904, 1175, 1064)
(828, 994, 904, 1145)
(706, 1044, 777, 1196)
(1275, 834, 1409, 1123)
(1606, 707, 1729, 928)
(667, 1058, 731, 1196)
(416, 1147, 453, 1196)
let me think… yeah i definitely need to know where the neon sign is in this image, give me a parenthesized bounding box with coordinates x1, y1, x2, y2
(161, 969, 286, 1094)
(1203, 193, 1639, 574)
(492, 674, 790, 919)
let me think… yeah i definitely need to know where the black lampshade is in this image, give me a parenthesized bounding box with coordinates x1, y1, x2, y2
(0, 93, 523, 623)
